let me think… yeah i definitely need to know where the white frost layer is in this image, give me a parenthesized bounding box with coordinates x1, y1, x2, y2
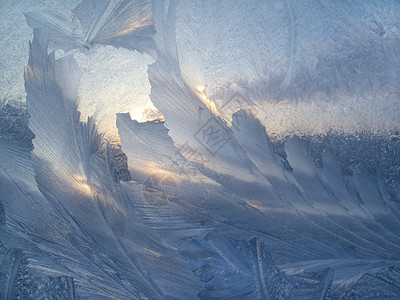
(0, 0, 81, 103)
(2, 0, 399, 137)
(175, 0, 400, 136)
(258, 94, 400, 137)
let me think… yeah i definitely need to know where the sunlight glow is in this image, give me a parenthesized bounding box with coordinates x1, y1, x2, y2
(195, 84, 219, 116)
(73, 174, 94, 197)
(129, 104, 165, 123)
(243, 199, 270, 212)
(145, 248, 162, 257)
(104, 17, 153, 39)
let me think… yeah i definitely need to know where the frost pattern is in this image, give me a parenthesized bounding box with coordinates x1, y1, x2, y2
(0, 0, 399, 299)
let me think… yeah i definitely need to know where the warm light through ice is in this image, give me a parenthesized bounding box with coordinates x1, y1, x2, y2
(195, 84, 219, 116)
(129, 105, 165, 123)
(108, 17, 153, 39)
(73, 174, 94, 197)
